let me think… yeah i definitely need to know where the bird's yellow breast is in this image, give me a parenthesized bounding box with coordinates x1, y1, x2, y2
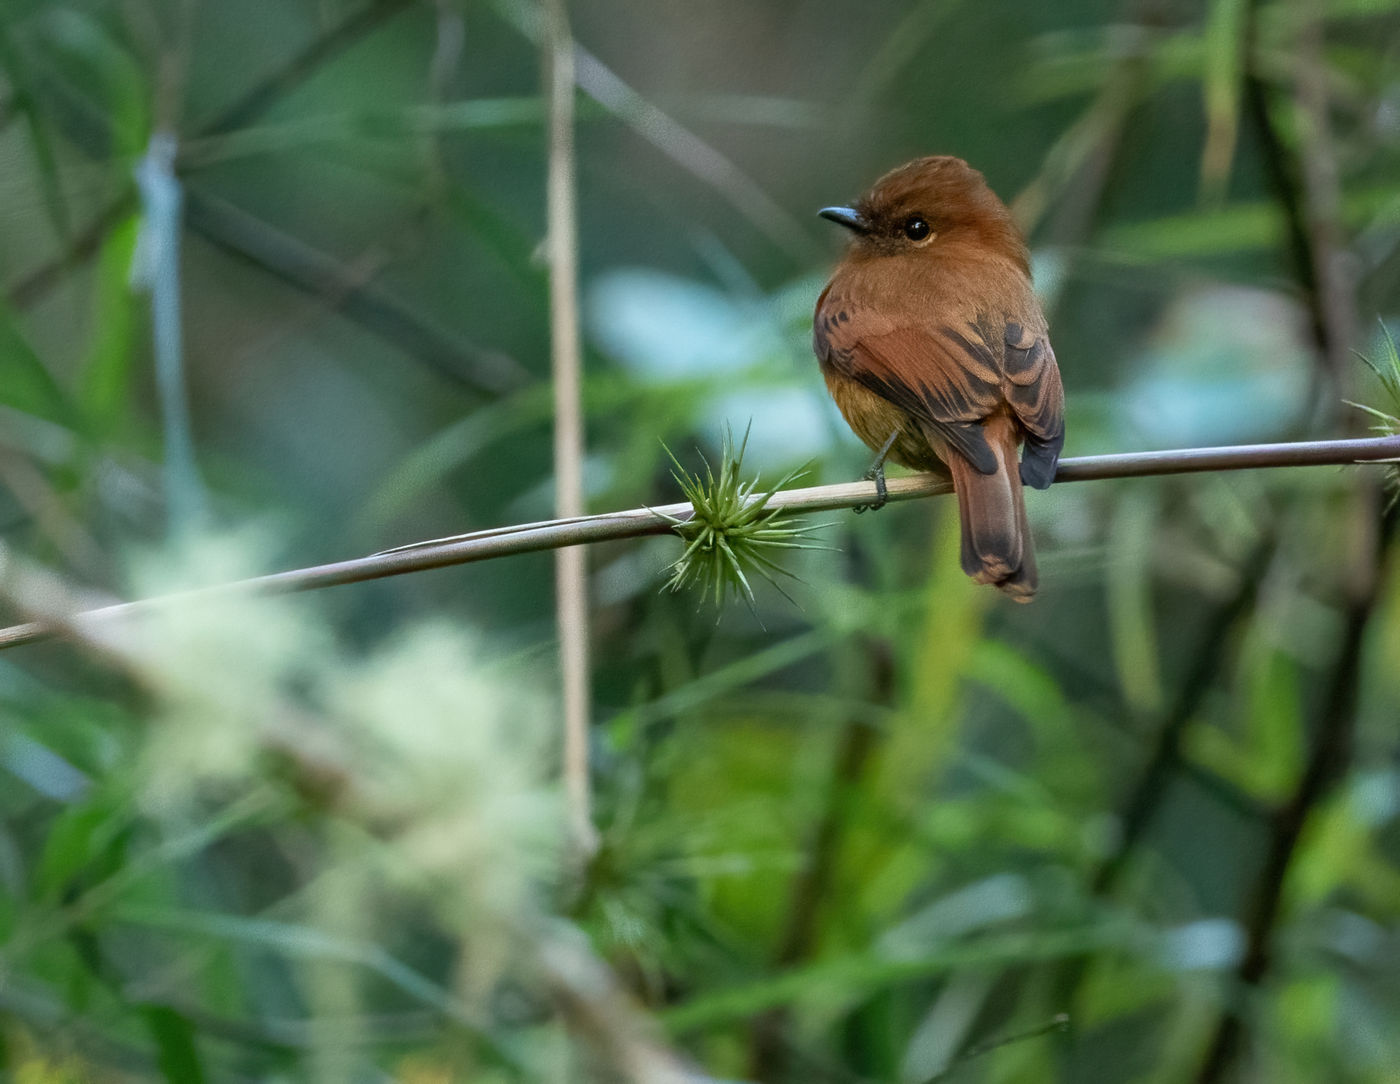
(822, 367, 950, 476)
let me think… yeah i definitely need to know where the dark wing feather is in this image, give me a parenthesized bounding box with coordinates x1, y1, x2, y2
(1003, 321, 1065, 489)
(817, 304, 1003, 474)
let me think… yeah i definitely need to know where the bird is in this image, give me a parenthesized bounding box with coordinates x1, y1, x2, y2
(813, 155, 1065, 601)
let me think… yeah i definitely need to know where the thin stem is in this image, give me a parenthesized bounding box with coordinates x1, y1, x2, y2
(133, 132, 205, 533)
(0, 435, 1396, 652)
(543, 0, 595, 857)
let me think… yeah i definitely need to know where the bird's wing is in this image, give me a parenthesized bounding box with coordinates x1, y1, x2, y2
(1002, 321, 1065, 489)
(815, 298, 1003, 473)
(1002, 321, 1063, 441)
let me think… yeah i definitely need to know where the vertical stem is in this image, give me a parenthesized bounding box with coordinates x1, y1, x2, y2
(543, 0, 595, 856)
(309, 836, 365, 1084)
(133, 131, 205, 535)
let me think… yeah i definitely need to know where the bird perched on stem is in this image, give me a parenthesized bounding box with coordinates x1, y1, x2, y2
(814, 155, 1065, 601)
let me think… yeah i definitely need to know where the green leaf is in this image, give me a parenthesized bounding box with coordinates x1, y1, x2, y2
(1200, 0, 1248, 200)
(113, 906, 465, 1020)
(141, 1004, 207, 1084)
(1242, 641, 1303, 797)
(660, 924, 1135, 1034)
(33, 791, 134, 901)
(1185, 633, 1303, 801)
(1107, 490, 1163, 716)
(79, 213, 142, 432)
(1102, 185, 1400, 258)
(0, 295, 76, 426)
(0, 21, 73, 242)
(31, 8, 150, 159)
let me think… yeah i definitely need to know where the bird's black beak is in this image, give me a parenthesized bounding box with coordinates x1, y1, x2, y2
(818, 205, 870, 234)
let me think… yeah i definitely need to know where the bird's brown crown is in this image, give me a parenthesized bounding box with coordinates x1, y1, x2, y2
(851, 156, 1029, 273)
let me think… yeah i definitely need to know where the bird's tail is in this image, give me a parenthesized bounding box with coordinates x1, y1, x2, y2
(943, 415, 1037, 602)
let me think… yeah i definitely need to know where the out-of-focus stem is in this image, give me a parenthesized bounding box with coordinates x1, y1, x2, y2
(132, 131, 205, 534)
(542, 0, 596, 858)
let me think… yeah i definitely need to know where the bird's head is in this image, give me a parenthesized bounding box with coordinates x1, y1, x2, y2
(818, 155, 1028, 273)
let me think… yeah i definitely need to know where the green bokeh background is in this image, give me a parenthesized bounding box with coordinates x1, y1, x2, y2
(1, 0, 1399, 1081)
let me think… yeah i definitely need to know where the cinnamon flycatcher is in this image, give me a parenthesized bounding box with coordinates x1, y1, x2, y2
(814, 156, 1065, 601)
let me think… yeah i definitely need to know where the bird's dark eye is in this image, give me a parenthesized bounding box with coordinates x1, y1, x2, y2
(903, 217, 931, 241)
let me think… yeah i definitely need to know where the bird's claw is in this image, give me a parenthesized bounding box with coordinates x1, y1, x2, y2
(853, 463, 888, 514)
(853, 432, 897, 513)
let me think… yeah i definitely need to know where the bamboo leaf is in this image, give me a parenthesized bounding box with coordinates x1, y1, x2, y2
(140, 1004, 207, 1084)
(0, 295, 77, 425)
(0, 21, 73, 242)
(1200, 0, 1248, 200)
(79, 213, 142, 432)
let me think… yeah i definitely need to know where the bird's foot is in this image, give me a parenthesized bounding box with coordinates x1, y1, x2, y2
(854, 461, 889, 514)
(853, 431, 898, 513)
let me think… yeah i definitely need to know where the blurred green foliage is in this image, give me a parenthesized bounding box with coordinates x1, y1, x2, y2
(1, 0, 1399, 1081)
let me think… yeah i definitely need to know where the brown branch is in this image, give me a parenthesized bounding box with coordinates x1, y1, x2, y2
(0, 435, 1396, 653)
